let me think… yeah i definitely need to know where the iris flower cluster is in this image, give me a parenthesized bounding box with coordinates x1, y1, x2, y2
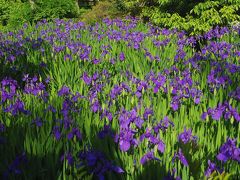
(0, 17, 239, 179)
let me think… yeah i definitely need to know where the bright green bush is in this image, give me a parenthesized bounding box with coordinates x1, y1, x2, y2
(7, 1, 34, 29)
(80, 1, 124, 24)
(0, 0, 14, 28)
(1, 0, 239, 34)
(33, 0, 80, 22)
(0, 0, 81, 30)
(0, 1, 34, 30)
(115, 0, 240, 35)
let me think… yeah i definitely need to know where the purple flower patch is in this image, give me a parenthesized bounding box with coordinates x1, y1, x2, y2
(217, 138, 240, 163)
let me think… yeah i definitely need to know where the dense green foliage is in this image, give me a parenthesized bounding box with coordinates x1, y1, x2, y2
(80, 1, 123, 24)
(1, 0, 240, 35)
(0, 0, 33, 29)
(33, 0, 79, 21)
(116, 0, 240, 34)
(0, 0, 80, 29)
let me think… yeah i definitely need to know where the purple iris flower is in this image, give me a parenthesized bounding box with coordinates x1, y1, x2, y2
(140, 151, 160, 165)
(172, 149, 188, 166)
(91, 100, 102, 113)
(52, 126, 61, 140)
(211, 108, 224, 121)
(1, 78, 18, 102)
(101, 110, 113, 122)
(92, 58, 101, 64)
(64, 54, 72, 61)
(119, 139, 131, 151)
(202, 103, 239, 122)
(4, 98, 29, 116)
(217, 138, 240, 163)
(0, 123, 5, 132)
(201, 112, 208, 120)
(171, 99, 180, 111)
(67, 128, 82, 140)
(134, 117, 144, 128)
(61, 152, 74, 166)
(164, 168, 181, 180)
(110, 85, 123, 99)
(137, 81, 148, 92)
(140, 128, 165, 153)
(205, 160, 220, 177)
(117, 115, 138, 152)
(71, 92, 85, 102)
(154, 116, 174, 133)
(194, 97, 200, 104)
(223, 103, 240, 122)
(31, 117, 44, 127)
(143, 108, 153, 120)
(119, 52, 125, 61)
(157, 139, 165, 153)
(140, 128, 151, 142)
(79, 149, 124, 178)
(178, 128, 197, 144)
(152, 74, 166, 93)
(58, 86, 71, 96)
(82, 72, 92, 85)
(110, 58, 115, 64)
(3, 152, 28, 178)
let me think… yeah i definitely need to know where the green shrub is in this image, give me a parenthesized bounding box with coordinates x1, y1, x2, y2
(0, 0, 9, 27)
(33, 0, 80, 22)
(7, 1, 34, 29)
(152, 1, 239, 34)
(0, 0, 81, 30)
(80, 1, 124, 24)
(115, 0, 240, 35)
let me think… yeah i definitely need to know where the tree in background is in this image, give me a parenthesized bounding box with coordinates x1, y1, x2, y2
(117, 0, 240, 34)
(33, 0, 79, 21)
(80, 0, 124, 24)
(1, 0, 239, 34)
(0, 0, 81, 29)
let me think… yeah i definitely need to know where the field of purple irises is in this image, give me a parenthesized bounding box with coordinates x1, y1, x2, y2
(0, 17, 239, 179)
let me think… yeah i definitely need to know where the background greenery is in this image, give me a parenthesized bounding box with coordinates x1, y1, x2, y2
(0, 0, 239, 34)
(0, 0, 80, 29)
